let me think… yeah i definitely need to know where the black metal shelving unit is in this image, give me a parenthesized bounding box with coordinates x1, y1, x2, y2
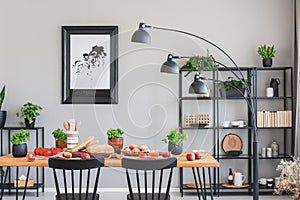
(0, 127, 45, 197)
(178, 66, 294, 197)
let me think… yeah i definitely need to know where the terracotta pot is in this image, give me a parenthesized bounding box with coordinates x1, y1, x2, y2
(108, 138, 123, 154)
(56, 140, 67, 149)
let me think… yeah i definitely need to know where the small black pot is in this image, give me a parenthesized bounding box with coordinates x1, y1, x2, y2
(263, 58, 272, 67)
(168, 142, 183, 155)
(12, 143, 27, 157)
(220, 87, 246, 98)
(24, 118, 35, 128)
(0, 111, 7, 128)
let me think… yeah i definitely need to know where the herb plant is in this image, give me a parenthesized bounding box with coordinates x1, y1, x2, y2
(162, 130, 187, 146)
(183, 50, 218, 77)
(107, 128, 124, 139)
(16, 102, 42, 126)
(10, 130, 30, 145)
(52, 128, 67, 141)
(257, 45, 276, 59)
(221, 77, 250, 91)
(0, 86, 5, 110)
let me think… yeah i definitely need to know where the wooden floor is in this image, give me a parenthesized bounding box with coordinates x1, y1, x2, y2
(1, 192, 291, 200)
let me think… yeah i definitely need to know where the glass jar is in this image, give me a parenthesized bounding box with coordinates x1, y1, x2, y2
(271, 141, 279, 157)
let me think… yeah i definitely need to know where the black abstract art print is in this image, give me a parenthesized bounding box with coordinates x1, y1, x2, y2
(62, 26, 118, 104)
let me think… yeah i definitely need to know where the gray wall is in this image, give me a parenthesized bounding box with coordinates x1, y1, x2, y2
(0, 0, 293, 188)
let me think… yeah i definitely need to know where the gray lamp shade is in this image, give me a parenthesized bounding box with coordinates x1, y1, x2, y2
(160, 60, 179, 74)
(131, 29, 151, 44)
(189, 74, 208, 94)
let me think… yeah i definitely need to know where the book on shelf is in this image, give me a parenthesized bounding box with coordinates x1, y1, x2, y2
(257, 110, 292, 128)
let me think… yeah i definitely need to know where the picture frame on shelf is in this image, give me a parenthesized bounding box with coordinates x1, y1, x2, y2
(62, 26, 118, 104)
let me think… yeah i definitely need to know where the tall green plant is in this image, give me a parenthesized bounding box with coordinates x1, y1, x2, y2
(183, 50, 218, 77)
(257, 45, 276, 59)
(16, 102, 42, 126)
(0, 86, 5, 110)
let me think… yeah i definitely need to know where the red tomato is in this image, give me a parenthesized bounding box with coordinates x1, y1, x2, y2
(51, 148, 62, 155)
(34, 148, 40, 155)
(39, 148, 45, 156)
(43, 149, 52, 157)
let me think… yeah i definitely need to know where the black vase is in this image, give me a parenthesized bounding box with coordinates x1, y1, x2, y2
(168, 142, 183, 155)
(24, 118, 35, 128)
(270, 78, 280, 97)
(0, 111, 7, 128)
(263, 58, 272, 67)
(12, 143, 27, 157)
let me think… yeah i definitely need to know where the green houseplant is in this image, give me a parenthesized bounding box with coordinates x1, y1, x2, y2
(10, 129, 30, 157)
(16, 102, 42, 128)
(107, 128, 124, 154)
(163, 130, 187, 155)
(257, 45, 276, 67)
(183, 50, 218, 77)
(0, 86, 6, 128)
(52, 128, 67, 149)
(219, 77, 250, 97)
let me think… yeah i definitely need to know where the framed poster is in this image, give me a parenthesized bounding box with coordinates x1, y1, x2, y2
(62, 26, 118, 104)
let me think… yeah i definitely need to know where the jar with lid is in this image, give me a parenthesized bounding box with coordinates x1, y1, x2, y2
(271, 141, 279, 157)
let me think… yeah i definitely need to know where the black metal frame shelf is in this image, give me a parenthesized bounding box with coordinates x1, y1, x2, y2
(178, 66, 294, 197)
(0, 127, 45, 197)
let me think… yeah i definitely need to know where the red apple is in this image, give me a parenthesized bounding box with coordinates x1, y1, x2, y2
(162, 152, 171, 158)
(194, 152, 202, 160)
(81, 153, 91, 160)
(63, 152, 72, 158)
(186, 153, 195, 161)
(26, 153, 36, 162)
(139, 153, 148, 160)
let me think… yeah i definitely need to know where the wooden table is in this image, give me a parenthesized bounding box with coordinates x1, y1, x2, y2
(0, 152, 219, 200)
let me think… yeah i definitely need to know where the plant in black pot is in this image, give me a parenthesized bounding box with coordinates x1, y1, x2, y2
(162, 130, 187, 155)
(0, 86, 6, 128)
(219, 77, 250, 98)
(107, 128, 124, 154)
(16, 102, 42, 128)
(257, 44, 276, 67)
(10, 129, 30, 157)
(52, 128, 67, 149)
(183, 50, 219, 77)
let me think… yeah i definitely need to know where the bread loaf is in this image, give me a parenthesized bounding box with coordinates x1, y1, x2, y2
(86, 144, 114, 154)
(70, 136, 94, 153)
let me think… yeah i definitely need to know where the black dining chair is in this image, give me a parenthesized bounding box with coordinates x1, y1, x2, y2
(122, 157, 177, 200)
(48, 157, 104, 200)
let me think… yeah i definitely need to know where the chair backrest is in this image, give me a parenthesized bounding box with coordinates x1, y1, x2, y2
(121, 157, 177, 200)
(49, 157, 104, 200)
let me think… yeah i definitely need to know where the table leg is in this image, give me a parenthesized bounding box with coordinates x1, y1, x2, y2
(22, 167, 30, 200)
(208, 168, 213, 200)
(0, 168, 8, 200)
(192, 167, 201, 200)
(202, 168, 207, 200)
(16, 167, 19, 200)
(180, 168, 183, 197)
(196, 167, 205, 200)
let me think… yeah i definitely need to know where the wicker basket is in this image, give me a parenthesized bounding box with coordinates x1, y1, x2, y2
(14, 179, 34, 188)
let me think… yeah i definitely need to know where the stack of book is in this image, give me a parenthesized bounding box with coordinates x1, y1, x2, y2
(257, 110, 292, 128)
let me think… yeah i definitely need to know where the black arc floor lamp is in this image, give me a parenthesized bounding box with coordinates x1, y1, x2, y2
(131, 22, 259, 200)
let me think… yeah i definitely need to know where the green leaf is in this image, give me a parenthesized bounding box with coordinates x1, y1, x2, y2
(107, 128, 124, 138)
(162, 130, 187, 146)
(52, 128, 67, 141)
(0, 86, 5, 110)
(17, 102, 42, 124)
(10, 129, 30, 145)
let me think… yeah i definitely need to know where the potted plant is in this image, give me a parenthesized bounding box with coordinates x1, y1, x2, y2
(0, 86, 6, 128)
(16, 102, 42, 128)
(219, 77, 250, 97)
(107, 128, 124, 153)
(183, 50, 219, 77)
(52, 128, 67, 149)
(10, 129, 30, 157)
(162, 130, 187, 155)
(257, 44, 276, 67)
